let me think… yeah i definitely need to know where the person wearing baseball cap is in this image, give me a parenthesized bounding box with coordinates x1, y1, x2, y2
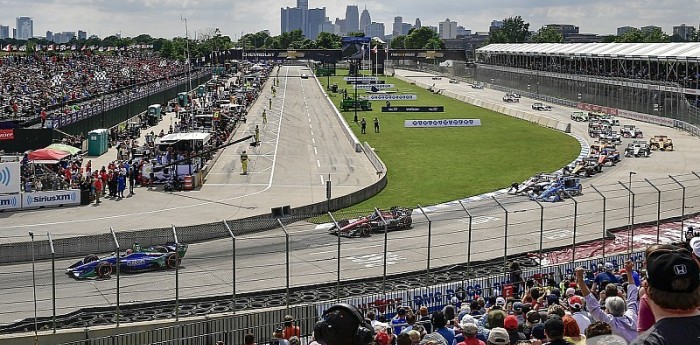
(690, 237, 700, 266)
(575, 260, 639, 343)
(631, 246, 700, 345)
(567, 295, 590, 334)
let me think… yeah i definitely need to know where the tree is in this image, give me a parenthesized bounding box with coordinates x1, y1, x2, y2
(316, 32, 341, 49)
(615, 27, 669, 43)
(403, 26, 442, 49)
(390, 35, 406, 49)
(531, 26, 563, 43)
(489, 16, 530, 43)
(643, 27, 669, 43)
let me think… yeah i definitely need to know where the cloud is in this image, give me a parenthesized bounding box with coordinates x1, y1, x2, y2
(0, 0, 698, 39)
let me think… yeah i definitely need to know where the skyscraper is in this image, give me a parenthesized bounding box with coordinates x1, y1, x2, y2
(360, 7, 371, 34)
(15, 17, 33, 40)
(345, 5, 359, 34)
(78, 30, 87, 40)
(281, 7, 304, 33)
(414, 18, 422, 29)
(0, 25, 9, 39)
(296, 0, 308, 10)
(306, 7, 326, 39)
(439, 18, 458, 39)
(673, 24, 696, 41)
(365, 22, 385, 39)
(392, 16, 403, 37)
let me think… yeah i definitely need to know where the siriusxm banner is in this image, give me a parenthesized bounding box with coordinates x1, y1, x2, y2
(354, 84, 395, 90)
(0, 194, 20, 211)
(23, 190, 80, 209)
(0, 162, 20, 194)
(366, 94, 417, 101)
(405, 119, 482, 128)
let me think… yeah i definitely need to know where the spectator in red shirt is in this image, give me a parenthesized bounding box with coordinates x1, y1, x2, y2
(283, 315, 300, 340)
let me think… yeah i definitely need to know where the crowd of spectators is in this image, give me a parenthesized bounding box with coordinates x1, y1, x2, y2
(0, 52, 189, 124)
(304, 239, 700, 345)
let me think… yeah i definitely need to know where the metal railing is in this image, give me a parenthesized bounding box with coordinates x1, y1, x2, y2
(3, 172, 700, 337)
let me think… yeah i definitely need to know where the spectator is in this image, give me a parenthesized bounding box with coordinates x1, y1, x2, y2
(691, 237, 700, 265)
(530, 323, 547, 343)
(407, 330, 422, 344)
(566, 295, 590, 334)
(456, 322, 484, 345)
(400, 312, 417, 334)
(283, 315, 300, 340)
(522, 310, 542, 339)
(584, 321, 613, 339)
(486, 327, 509, 345)
(288, 337, 300, 345)
(561, 315, 585, 345)
(631, 246, 700, 345)
(419, 333, 448, 345)
(509, 262, 523, 296)
(270, 328, 289, 345)
(418, 306, 433, 334)
(244, 333, 256, 345)
(431, 311, 455, 345)
(503, 315, 526, 344)
(575, 260, 639, 343)
(594, 262, 620, 287)
(396, 332, 413, 345)
(392, 307, 408, 334)
(542, 317, 570, 345)
(313, 304, 375, 345)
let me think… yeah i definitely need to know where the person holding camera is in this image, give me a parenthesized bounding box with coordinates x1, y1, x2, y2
(313, 303, 374, 345)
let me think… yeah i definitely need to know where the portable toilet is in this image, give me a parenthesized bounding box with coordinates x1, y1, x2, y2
(147, 104, 162, 126)
(87, 129, 109, 156)
(177, 92, 189, 107)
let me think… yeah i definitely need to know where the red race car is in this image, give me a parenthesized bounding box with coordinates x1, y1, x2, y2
(329, 207, 413, 237)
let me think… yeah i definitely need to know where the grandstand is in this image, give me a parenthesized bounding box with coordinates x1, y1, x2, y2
(475, 43, 700, 127)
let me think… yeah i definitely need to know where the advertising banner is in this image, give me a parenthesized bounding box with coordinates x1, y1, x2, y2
(354, 84, 395, 90)
(0, 129, 13, 141)
(344, 76, 379, 82)
(366, 94, 417, 101)
(0, 194, 20, 211)
(0, 162, 21, 194)
(23, 189, 81, 209)
(405, 119, 481, 128)
(382, 106, 444, 112)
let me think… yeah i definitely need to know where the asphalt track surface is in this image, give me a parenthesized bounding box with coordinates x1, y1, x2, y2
(3, 68, 700, 327)
(0, 65, 377, 241)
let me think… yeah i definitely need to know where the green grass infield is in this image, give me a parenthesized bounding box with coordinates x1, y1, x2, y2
(321, 71, 580, 212)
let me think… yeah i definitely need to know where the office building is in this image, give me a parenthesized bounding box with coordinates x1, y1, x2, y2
(360, 7, 371, 33)
(281, 6, 304, 33)
(543, 24, 579, 38)
(456, 26, 471, 37)
(0, 25, 9, 39)
(78, 30, 87, 40)
(345, 5, 359, 34)
(617, 26, 635, 36)
(45, 30, 53, 42)
(439, 18, 458, 39)
(335, 18, 347, 35)
(306, 7, 326, 39)
(673, 24, 696, 41)
(16, 16, 33, 40)
(489, 20, 503, 34)
(415, 18, 422, 29)
(365, 22, 385, 39)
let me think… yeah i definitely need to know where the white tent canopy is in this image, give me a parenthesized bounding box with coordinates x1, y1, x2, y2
(477, 43, 700, 60)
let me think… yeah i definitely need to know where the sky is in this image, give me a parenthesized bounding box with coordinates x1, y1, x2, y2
(0, 0, 699, 40)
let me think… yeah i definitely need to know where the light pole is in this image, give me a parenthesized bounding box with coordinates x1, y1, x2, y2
(29, 231, 38, 340)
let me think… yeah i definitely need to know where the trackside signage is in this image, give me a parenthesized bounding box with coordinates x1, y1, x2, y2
(354, 84, 395, 90)
(0, 129, 13, 140)
(0, 162, 20, 194)
(344, 76, 378, 82)
(383, 106, 444, 112)
(23, 190, 80, 209)
(0, 194, 20, 211)
(366, 94, 417, 101)
(405, 119, 481, 128)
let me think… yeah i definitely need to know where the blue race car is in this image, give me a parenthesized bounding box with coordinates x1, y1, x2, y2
(67, 243, 188, 279)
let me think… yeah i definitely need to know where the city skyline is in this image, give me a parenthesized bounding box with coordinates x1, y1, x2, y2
(0, 0, 699, 40)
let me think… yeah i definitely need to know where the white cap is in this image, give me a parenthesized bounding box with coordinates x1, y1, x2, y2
(690, 237, 700, 258)
(495, 297, 506, 306)
(565, 287, 576, 296)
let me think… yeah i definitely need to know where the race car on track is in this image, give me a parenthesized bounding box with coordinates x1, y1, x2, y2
(649, 135, 674, 151)
(625, 140, 651, 158)
(620, 125, 643, 138)
(503, 94, 519, 103)
(67, 243, 188, 279)
(329, 207, 413, 237)
(532, 102, 552, 111)
(571, 111, 588, 122)
(528, 176, 582, 202)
